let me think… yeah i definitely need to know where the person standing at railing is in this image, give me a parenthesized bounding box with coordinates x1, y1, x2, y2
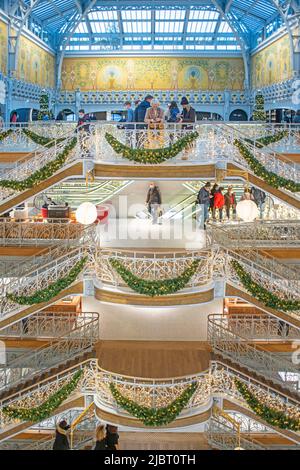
(146, 182, 162, 225)
(196, 182, 212, 229)
(224, 186, 237, 221)
(144, 99, 165, 148)
(105, 424, 120, 450)
(178, 97, 196, 125)
(53, 420, 70, 450)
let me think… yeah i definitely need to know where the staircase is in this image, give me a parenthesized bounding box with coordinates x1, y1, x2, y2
(215, 123, 300, 210)
(208, 314, 300, 396)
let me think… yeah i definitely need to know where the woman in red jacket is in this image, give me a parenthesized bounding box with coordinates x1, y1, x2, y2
(213, 187, 225, 222)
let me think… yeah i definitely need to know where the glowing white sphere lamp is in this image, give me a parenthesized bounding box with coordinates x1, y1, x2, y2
(236, 200, 259, 222)
(76, 202, 97, 225)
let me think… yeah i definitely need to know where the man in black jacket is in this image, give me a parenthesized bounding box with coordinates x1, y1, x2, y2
(134, 95, 153, 125)
(196, 182, 212, 228)
(146, 182, 162, 225)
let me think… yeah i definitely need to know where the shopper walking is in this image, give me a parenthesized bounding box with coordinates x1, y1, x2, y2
(224, 185, 237, 220)
(146, 182, 162, 225)
(196, 182, 212, 228)
(212, 187, 225, 222)
(251, 186, 266, 219)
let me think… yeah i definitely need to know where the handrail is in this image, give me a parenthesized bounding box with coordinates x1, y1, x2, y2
(70, 402, 94, 449)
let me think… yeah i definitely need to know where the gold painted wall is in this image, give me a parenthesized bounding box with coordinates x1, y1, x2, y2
(17, 35, 55, 87)
(0, 20, 8, 75)
(61, 56, 245, 90)
(251, 34, 292, 88)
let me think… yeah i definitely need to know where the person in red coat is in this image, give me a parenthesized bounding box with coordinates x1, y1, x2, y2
(213, 187, 225, 222)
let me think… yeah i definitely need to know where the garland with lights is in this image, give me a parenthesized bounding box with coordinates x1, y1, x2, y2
(109, 258, 200, 296)
(110, 381, 198, 426)
(0, 129, 13, 142)
(7, 256, 87, 305)
(253, 93, 266, 121)
(233, 139, 300, 193)
(2, 370, 83, 423)
(231, 259, 300, 312)
(234, 379, 300, 431)
(0, 137, 77, 191)
(245, 130, 288, 148)
(22, 128, 64, 147)
(105, 131, 199, 164)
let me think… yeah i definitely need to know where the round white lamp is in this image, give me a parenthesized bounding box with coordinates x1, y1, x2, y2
(236, 200, 259, 222)
(76, 202, 97, 225)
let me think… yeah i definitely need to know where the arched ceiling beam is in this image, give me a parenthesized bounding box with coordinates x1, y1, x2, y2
(211, 0, 251, 89)
(56, 0, 98, 89)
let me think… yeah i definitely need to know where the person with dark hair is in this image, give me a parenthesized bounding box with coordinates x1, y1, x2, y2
(124, 101, 134, 123)
(210, 183, 219, 213)
(134, 95, 153, 123)
(213, 187, 225, 222)
(105, 424, 119, 450)
(77, 109, 90, 132)
(196, 182, 212, 228)
(53, 420, 70, 450)
(56, 111, 64, 121)
(146, 182, 162, 225)
(224, 185, 237, 220)
(166, 101, 180, 123)
(251, 186, 266, 219)
(179, 97, 196, 124)
(293, 110, 300, 123)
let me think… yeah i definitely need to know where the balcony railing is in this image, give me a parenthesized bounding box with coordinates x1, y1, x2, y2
(0, 219, 84, 246)
(0, 312, 99, 392)
(208, 220, 300, 248)
(208, 314, 300, 393)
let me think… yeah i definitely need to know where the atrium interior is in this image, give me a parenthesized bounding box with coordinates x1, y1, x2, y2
(0, 0, 299, 452)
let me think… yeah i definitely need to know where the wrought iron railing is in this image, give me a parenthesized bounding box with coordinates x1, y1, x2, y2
(96, 248, 215, 291)
(206, 415, 265, 450)
(208, 220, 300, 248)
(208, 314, 300, 393)
(0, 219, 84, 246)
(0, 312, 99, 391)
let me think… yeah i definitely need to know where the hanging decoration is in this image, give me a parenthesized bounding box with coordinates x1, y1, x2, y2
(231, 259, 300, 312)
(245, 130, 288, 148)
(109, 381, 198, 426)
(22, 128, 64, 148)
(105, 131, 199, 164)
(109, 258, 200, 296)
(252, 93, 266, 121)
(7, 256, 87, 305)
(233, 139, 300, 193)
(235, 379, 300, 431)
(0, 137, 77, 191)
(2, 370, 83, 423)
(0, 129, 13, 142)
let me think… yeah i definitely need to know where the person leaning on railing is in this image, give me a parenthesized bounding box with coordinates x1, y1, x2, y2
(53, 420, 70, 450)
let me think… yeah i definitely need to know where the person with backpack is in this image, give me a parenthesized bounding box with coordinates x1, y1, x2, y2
(251, 186, 266, 219)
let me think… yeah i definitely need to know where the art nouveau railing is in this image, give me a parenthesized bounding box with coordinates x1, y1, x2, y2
(208, 315, 300, 393)
(96, 248, 214, 290)
(217, 314, 300, 341)
(0, 359, 299, 434)
(209, 221, 300, 248)
(206, 416, 265, 450)
(217, 123, 300, 186)
(0, 311, 95, 340)
(0, 312, 99, 391)
(0, 219, 84, 246)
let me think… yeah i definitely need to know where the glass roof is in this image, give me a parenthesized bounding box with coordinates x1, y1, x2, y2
(3, 0, 293, 53)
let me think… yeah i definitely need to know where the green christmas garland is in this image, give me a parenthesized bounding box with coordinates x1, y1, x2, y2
(110, 381, 198, 426)
(233, 139, 300, 193)
(109, 258, 200, 296)
(105, 131, 199, 164)
(231, 259, 300, 312)
(235, 379, 300, 431)
(22, 128, 65, 148)
(0, 137, 77, 191)
(245, 130, 288, 148)
(0, 129, 13, 142)
(7, 256, 87, 305)
(2, 370, 83, 423)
